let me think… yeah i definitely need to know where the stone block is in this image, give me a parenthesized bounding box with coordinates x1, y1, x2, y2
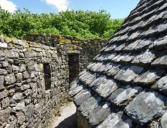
(13, 93, 23, 100)
(161, 112, 167, 128)
(134, 70, 163, 85)
(89, 103, 111, 126)
(152, 76, 167, 95)
(13, 102, 25, 111)
(0, 69, 7, 75)
(5, 73, 16, 85)
(108, 85, 142, 106)
(0, 90, 8, 99)
(16, 73, 23, 82)
(16, 112, 26, 125)
(0, 107, 11, 123)
(1, 97, 10, 108)
(114, 66, 143, 82)
(0, 42, 7, 48)
(74, 89, 91, 106)
(23, 71, 30, 79)
(91, 76, 118, 98)
(97, 113, 132, 128)
(0, 76, 4, 87)
(19, 64, 26, 72)
(125, 90, 167, 124)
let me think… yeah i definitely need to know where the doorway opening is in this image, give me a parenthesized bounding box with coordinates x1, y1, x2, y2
(68, 53, 79, 83)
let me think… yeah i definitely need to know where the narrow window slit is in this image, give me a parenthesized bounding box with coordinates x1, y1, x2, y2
(44, 63, 51, 90)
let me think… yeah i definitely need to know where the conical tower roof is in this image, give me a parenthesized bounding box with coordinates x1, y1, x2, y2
(70, 0, 167, 127)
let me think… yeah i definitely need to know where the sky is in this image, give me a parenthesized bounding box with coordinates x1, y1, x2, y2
(0, 0, 140, 19)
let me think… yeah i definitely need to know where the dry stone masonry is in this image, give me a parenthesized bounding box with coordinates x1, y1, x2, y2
(25, 34, 106, 80)
(69, 0, 167, 128)
(0, 34, 106, 128)
(0, 35, 70, 128)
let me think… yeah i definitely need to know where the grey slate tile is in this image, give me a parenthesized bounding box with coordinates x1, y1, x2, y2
(78, 96, 101, 118)
(106, 64, 120, 76)
(71, 1, 167, 127)
(132, 50, 156, 64)
(119, 53, 134, 62)
(79, 71, 96, 86)
(114, 66, 144, 82)
(125, 90, 167, 125)
(134, 70, 163, 85)
(108, 85, 142, 107)
(152, 55, 167, 66)
(97, 113, 132, 128)
(114, 43, 126, 51)
(74, 89, 91, 106)
(69, 84, 83, 97)
(91, 76, 119, 98)
(161, 112, 167, 128)
(89, 103, 111, 126)
(152, 76, 167, 96)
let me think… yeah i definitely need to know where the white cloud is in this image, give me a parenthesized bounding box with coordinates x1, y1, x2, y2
(45, 0, 68, 12)
(0, 0, 17, 13)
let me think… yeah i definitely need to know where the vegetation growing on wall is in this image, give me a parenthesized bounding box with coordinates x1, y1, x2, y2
(0, 8, 124, 39)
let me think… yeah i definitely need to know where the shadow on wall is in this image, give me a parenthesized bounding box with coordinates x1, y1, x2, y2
(55, 113, 77, 128)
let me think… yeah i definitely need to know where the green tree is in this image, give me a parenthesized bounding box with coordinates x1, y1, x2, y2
(0, 8, 124, 39)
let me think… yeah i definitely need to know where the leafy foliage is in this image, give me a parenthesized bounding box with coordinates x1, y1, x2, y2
(0, 8, 124, 39)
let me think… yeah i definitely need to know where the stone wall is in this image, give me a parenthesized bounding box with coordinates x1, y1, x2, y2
(0, 34, 107, 128)
(25, 34, 107, 82)
(0, 35, 69, 128)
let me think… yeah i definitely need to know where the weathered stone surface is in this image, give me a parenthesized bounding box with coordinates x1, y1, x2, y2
(150, 36, 167, 49)
(0, 69, 7, 75)
(132, 50, 156, 64)
(16, 112, 26, 124)
(0, 76, 4, 87)
(16, 73, 23, 82)
(91, 76, 118, 98)
(115, 66, 143, 82)
(89, 103, 111, 126)
(0, 34, 103, 128)
(23, 71, 30, 79)
(13, 101, 25, 111)
(152, 76, 167, 95)
(13, 93, 23, 100)
(19, 64, 26, 72)
(5, 73, 16, 85)
(2, 61, 8, 67)
(134, 70, 162, 85)
(0, 42, 7, 48)
(21, 84, 30, 90)
(69, 84, 83, 97)
(152, 55, 167, 66)
(97, 113, 132, 128)
(0, 90, 8, 99)
(161, 112, 167, 128)
(0, 107, 11, 123)
(1, 97, 10, 108)
(106, 64, 120, 76)
(125, 90, 167, 124)
(6, 51, 19, 58)
(12, 65, 19, 73)
(108, 85, 142, 106)
(70, 1, 167, 128)
(74, 89, 91, 106)
(79, 71, 96, 86)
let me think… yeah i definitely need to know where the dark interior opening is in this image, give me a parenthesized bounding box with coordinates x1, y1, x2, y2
(68, 53, 79, 83)
(44, 63, 51, 90)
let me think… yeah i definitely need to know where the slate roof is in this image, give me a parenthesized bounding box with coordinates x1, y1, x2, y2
(69, 0, 167, 127)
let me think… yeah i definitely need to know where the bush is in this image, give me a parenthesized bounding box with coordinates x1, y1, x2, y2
(0, 8, 124, 39)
